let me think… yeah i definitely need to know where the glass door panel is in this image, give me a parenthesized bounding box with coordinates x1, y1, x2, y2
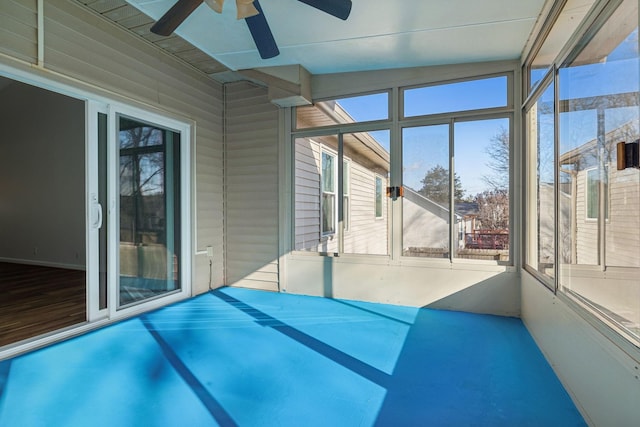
(98, 112, 108, 310)
(118, 116, 181, 308)
(342, 131, 390, 255)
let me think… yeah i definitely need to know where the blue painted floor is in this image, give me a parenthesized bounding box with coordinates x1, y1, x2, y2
(0, 287, 585, 426)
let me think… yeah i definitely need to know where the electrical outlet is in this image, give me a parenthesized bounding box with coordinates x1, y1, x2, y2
(206, 246, 214, 257)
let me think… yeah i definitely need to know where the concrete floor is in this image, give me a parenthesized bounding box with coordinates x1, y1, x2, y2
(0, 287, 585, 426)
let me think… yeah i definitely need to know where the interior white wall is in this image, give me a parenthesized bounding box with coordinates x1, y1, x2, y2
(521, 271, 640, 426)
(0, 80, 85, 269)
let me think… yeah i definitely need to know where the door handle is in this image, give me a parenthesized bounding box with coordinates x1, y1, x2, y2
(91, 193, 103, 229)
(93, 202, 103, 229)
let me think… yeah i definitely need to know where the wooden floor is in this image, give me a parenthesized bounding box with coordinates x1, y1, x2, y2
(0, 263, 85, 348)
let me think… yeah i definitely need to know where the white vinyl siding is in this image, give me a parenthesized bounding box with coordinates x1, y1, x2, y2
(1, 0, 225, 293)
(574, 167, 640, 267)
(343, 164, 388, 254)
(225, 82, 279, 291)
(294, 138, 322, 250)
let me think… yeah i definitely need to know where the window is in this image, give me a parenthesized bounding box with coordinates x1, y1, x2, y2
(343, 161, 350, 231)
(526, 0, 640, 345)
(293, 76, 511, 261)
(296, 92, 389, 129)
(321, 150, 336, 235)
(342, 131, 390, 255)
(403, 76, 508, 117)
(585, 168, 608, 220)
(525, 81, 556, 284)
(402, 124, 451, 259)
(294, 129, 390, 255)
(558, 0, 639, 344)
(375, 175, 384, 218)
(401, 73, 512, 262)
(454, 119, 510, 260)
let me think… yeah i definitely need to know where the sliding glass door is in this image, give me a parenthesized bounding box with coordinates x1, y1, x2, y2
(117, 116, 182, 308)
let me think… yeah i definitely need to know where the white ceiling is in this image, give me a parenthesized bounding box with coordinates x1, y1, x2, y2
(128, 0, 547, 74)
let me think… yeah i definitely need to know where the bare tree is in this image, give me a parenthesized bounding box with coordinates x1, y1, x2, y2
(482, 126, 509, 191)
(475, 189, 509, 230)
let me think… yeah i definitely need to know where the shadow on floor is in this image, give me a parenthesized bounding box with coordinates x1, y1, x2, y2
(0, 287, 585, 426)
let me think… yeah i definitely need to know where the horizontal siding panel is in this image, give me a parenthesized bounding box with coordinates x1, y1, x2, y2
(45, 4, 217, 113)
(0, 0, 36, 25)
(228, 279, 278, 292)
(0, 27, 37, 63)
(0, 0, 37, 63)
(228, 270, 279, 285)
(225, 83, 279, 291)
(223, 164, 279, 177)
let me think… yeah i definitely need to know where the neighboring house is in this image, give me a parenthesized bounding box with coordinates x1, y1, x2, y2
(403, 188, 506, 259)
(294, 103, 389, 255)
(558, 120, 640, 329)
(402, 186, 452, 254)
(559, 121, 640, 268)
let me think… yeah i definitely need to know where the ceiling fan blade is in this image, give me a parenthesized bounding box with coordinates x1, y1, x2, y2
(151, 0, 204, 36)
(297, 0, 352, 20)
(245, 0, 279, 59)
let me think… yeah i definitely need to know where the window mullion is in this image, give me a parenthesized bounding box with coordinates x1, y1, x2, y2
(338, 134, 344, 254)
(449, 119, 456, 262)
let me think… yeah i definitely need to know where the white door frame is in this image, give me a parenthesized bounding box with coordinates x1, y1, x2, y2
(106, 103, 193, 320)
(0, 63, 193, 358)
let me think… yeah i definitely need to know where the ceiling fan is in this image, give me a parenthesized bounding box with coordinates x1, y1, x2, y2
(150, 0, 353, 59)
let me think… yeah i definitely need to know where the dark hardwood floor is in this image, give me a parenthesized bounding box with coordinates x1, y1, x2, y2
(0, 263, 86, 348)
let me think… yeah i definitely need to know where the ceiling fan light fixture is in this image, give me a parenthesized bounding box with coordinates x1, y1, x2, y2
(203, 0, 224, 13)
(236, 0, 260, 19)
(204, 0, 259, 19)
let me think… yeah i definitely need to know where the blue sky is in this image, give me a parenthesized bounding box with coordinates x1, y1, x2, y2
(336, 78, 509, 197)
(334, 27, 639, 197)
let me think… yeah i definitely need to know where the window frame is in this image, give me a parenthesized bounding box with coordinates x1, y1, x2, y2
(343, 159, 351, 231)
(585, 167, 610, 221)
(375, 174, 384, 219)
(523, 0, 640, 351)
(290, 69, 515, 264)
(523, 69, 557, 291)
(321, 148, 337, 236)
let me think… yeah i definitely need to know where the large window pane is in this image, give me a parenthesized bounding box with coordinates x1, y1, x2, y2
(526, 82, 556, 282)
(296, 92, 389, 129)
(558, 0, 639, 342)
(403, 76, 507, 117)
(294, 130, 390, 255)
(402, 125, 450, 258)
(342, 131, 390, 256)
(294, 135, 337, 252)
(454, 119, 510, 262)
(321, 151, 336, 235)
(118, 116, 181, 307)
